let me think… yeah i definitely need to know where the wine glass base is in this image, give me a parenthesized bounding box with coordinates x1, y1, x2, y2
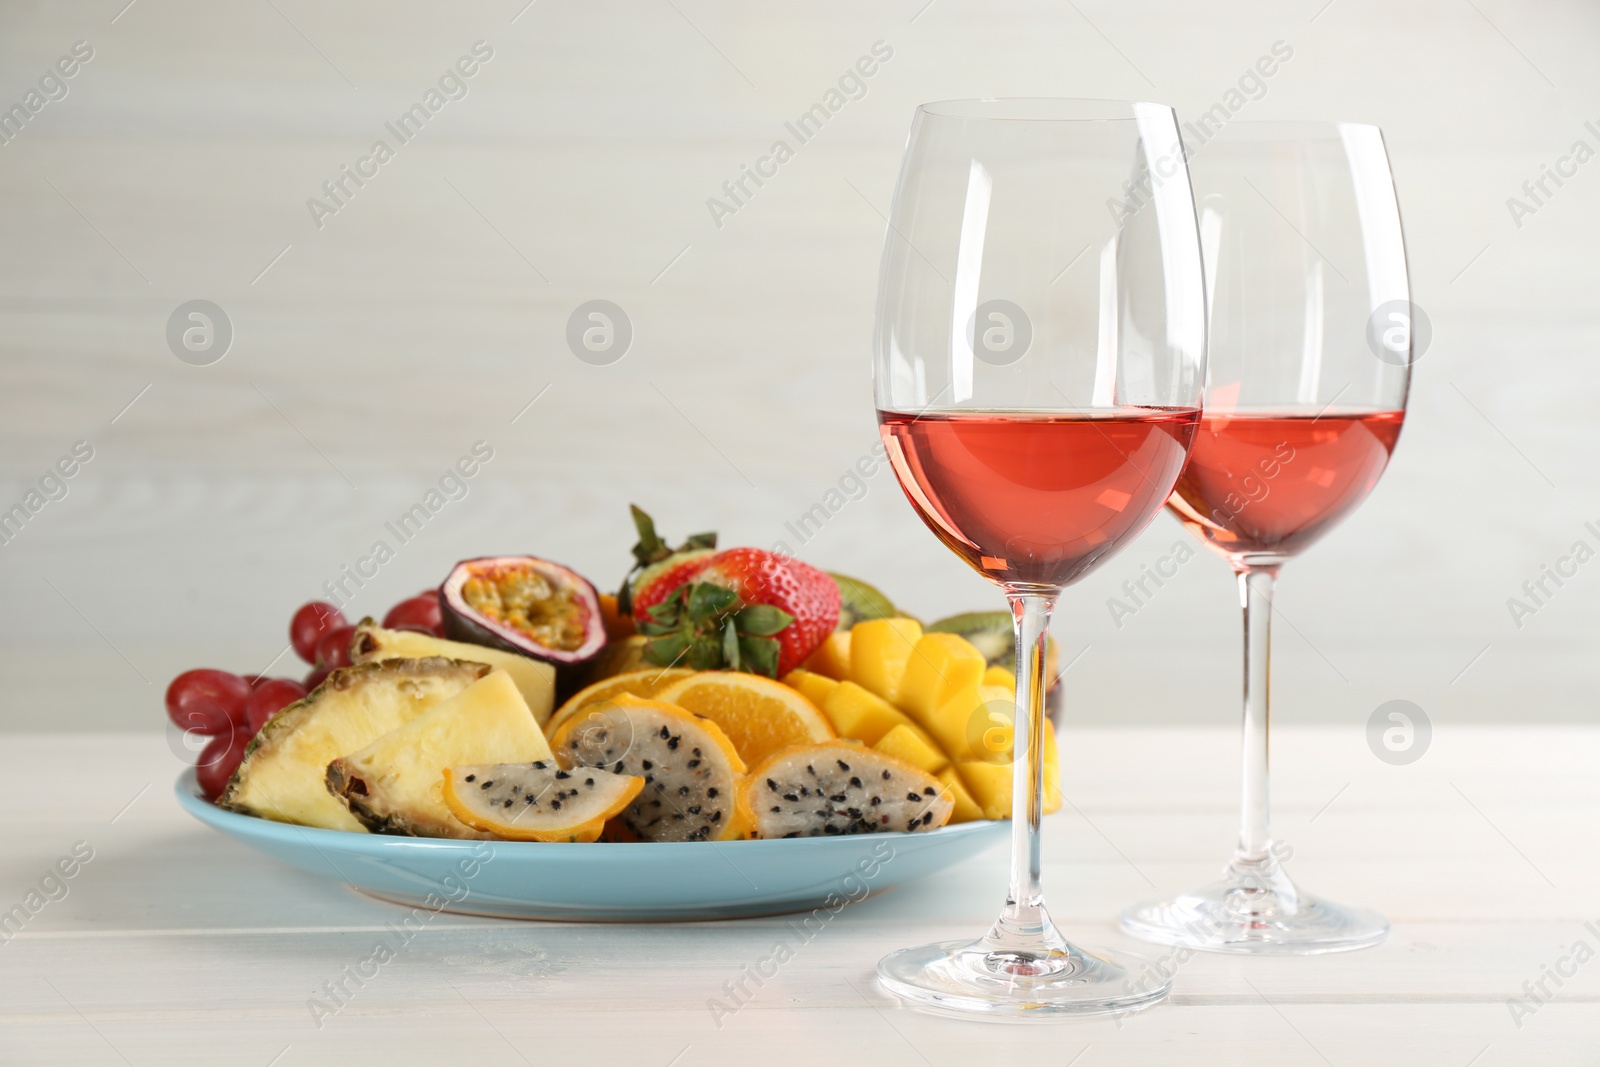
(1120, 871, 1389, 955)
(877, 938, 1172, 1019)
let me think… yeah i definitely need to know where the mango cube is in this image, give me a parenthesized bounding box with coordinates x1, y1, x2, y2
(936, 767, 985, 824)
(873, 723, 948, 775)
(848, 617, 924, 704)
(821, 681, 913, 745)
(896, 633, 989, 723)
(782, 669, 838, 711)
(917, 684, 1014, 762)
(982, 665, 1016, 693)
(803, 631, 852, 681)
(956, 760, 1012, 821)
(1042, 718, 1061, 814)
(953, 720, 1062, 819)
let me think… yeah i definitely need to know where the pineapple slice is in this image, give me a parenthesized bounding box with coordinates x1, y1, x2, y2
(326, 670, 553, 838)
(220, 658, 489, 832)
(349, 621, 556, 725)
(848, 618, 924, 703)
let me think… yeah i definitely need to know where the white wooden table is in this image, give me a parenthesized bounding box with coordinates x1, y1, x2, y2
(3, 726, 1595, 1065)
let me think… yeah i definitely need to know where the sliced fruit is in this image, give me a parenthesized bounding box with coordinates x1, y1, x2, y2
(802, 630, 852, 680)
(912, 683, 1015, 762)
(956, 760, 1011, 821)
(1042, 718, 1062, 814)
(873, 723, 948, 775)
(781, 668, 839, 710)
(982, 665, 1016, 693)
(550, 693, 747, 842)
(936, 767, 985, 824)
(545, 666, 697, 738)
(951, 721, 1061, 820)
(652, 671, 835, 765)
(739, 741, 952, 838)
(442, 761, 644, 842)
(895, 633, 989, 725)
(440, 556, 607, 666)
(821, 681, 914, 745)
(926, 611, 1014, 670)
(326, 670, 553, 838)
(349, 621, 557, 724)
(928, 610, 1059, 682)
(219, 658, 489, 831)
(848, 617, 924, 703)
(829, 573, 899, 630)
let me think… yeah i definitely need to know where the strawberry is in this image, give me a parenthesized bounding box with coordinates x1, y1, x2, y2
(633, 546, 840, 677)
(616, 504, 717, 616)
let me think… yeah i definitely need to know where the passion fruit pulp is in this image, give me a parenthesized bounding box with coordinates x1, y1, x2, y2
(439, 557, 607, 666)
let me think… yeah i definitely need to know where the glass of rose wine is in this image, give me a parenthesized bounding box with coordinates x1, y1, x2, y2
(1120, 122, 1413, 953)
(871, 99, 1207, 1016)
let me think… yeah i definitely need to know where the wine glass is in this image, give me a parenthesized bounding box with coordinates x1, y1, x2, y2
(872, 99, 1207, 1016)
(1120, 121, 1412, 953)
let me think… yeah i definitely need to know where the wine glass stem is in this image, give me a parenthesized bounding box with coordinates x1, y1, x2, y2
(1237, 567, 1278, 860)
(984, 592, 1065, 956)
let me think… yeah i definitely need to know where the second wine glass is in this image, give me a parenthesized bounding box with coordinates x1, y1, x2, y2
(1121, 121, 1413, 954)
(871, 98, 1207, 1015)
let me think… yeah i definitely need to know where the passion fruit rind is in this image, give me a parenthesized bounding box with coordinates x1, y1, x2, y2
(440, 556, 608, 667)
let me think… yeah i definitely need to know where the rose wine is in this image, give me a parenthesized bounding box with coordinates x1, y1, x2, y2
(1168, 410, 1404, 564)
(878, 408, 1199, 589)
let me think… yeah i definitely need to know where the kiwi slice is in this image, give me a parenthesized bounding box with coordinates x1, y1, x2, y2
(830, 573, 904, 631)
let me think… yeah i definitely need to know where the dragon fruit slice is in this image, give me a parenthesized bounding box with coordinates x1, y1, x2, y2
(549, 693, 747, 842)
(740, 741, 953, 838)
(442, 761, 644, 842)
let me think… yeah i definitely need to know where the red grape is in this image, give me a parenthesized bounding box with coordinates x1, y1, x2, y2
(315, 625, 356, 670)
(166, 669, 251, 736)
(384, 594, 442, 635)
(244, 679, 308, 734)
(304, 665, 333, 691)
(197, 732, 249, 801)
(290, 601, 348, 664)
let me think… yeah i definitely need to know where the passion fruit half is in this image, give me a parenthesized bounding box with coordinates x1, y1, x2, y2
(439, 557, 607, 667)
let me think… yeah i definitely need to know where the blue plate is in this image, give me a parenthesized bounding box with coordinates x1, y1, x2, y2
(176, 771, 1008, 921)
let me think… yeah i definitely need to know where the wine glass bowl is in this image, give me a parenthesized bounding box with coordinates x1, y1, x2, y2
(1120, 121, 1412, 954)
(871, 99, 1207, 1016)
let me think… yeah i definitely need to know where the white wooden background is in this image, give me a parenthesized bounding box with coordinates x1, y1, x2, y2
(0, 0, 1596, 734)
(4, 727, 1598, 1064)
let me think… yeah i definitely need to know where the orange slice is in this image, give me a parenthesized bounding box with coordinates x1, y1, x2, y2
(545, 666, 695, 738)
(653, 671, 835, 766)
